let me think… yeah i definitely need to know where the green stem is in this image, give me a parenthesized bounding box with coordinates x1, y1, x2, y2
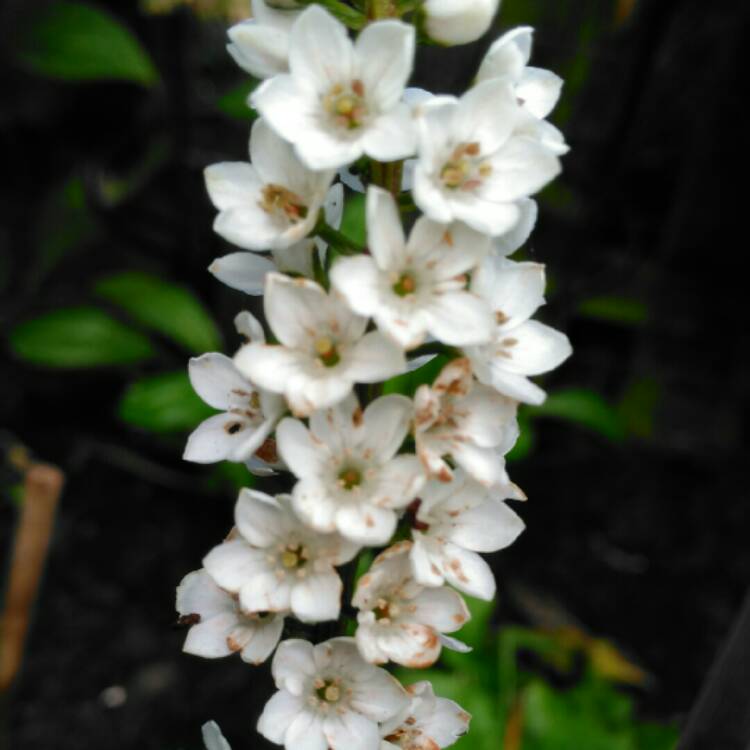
(316, 223, 364, 255)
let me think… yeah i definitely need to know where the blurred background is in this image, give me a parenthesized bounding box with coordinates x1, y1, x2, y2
(1, 0, 748, 747)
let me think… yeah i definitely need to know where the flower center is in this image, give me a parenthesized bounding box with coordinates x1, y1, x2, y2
(338, 467, 362, 490)
(315, 337, 340, 367)
(324, 80, 368, 130)
(280, 543, 307, 569)
(374, 597, 400, 621)
(260, 184, 308, 223)
(315, 678, 342, 704)
(392, 272, 417, 297)
(440, 142, 492, 191)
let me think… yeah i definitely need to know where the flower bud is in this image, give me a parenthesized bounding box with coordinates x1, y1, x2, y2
(423, 0, 500, 46)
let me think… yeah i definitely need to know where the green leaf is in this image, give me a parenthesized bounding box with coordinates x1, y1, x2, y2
(94, 271, 221, 353)
(118, 370, 214, 432)
(530, 388, 626, 441)
(578, 296, 648, 326)
(16, 2, 158, 86)
(9, 307, 154, 367)
(339, 192, 366, 246)
(217, 80, 258, 120)
(618, 378, 659, 439)
(382, 355, 448, 397)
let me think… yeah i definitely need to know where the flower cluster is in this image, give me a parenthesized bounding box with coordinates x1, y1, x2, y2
(178, 2, 571, 748)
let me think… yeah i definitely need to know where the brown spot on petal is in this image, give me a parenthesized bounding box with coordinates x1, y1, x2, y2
(352, 406, 364, 427)
(365, 514, 374, 528)
(226, 636, 243, 653)
(502, 337, 518, 347)
(177, 613, 201, 626)
(437, 466, 453, 483)
(453, 613, 466, 624)
(496, 310, 509, 324)
(255, 437, 278, 464)
(225, 421, 244, 434)
(449, 558, 470, 583)
(442, 230, 454, 246)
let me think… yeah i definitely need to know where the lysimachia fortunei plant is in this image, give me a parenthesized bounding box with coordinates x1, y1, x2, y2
(178, 1, 572, 747)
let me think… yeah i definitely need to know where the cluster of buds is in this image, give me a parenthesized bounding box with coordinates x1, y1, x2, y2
(178, 1, 571, 747)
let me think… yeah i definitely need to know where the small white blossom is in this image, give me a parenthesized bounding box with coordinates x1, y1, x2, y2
(380, 681, 470, 750)
(413, 78, 560, 236)
(209, 183, 344, 295)
(422, 0, 499, 46)
(258, 638, 408, 750)
(353, 541, 469, 667)
(227, 0, 299, 80)
(409, 470, 525, 600)
(203, 489, 359, 622)
(466, 256, 572, 404)
(202, 721, 231, 750)
(476, 26, 568, 155)
(205, 118, 335, 252)
(331, 186, 494, 350)
(177, 569, 284, 664)
(183, 346, 285, 464)
(493, 197, 537, 256)
(253, 5, 417, 170)
(414, 357, 518, 486)
(277, 394, 424, 545)
(234, 273, 406, 417)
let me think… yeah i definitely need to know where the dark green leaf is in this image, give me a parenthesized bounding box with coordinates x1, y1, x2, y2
(9, 307, 154, 367)
(94, 271, 221, 353)
(217, 80, 258, 121)
(530, 388, 626, 441)
(579, 296, 648, 326)
(118, 371, 214, 432)
(618, 378, 660, 439)
(16, 2, 158, 86)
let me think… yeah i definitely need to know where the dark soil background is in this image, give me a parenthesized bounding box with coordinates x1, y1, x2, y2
(1, 0, 749, 748)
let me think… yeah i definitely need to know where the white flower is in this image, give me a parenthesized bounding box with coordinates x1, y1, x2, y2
(412, 78, 561, 236)
(252, 5, 417, 170)
(177, 569, 284, 665)
(276, 394, 424, 545)
(493, 197, 537, 256)
(331, 186, 494, 350)
(466, 256, 572, 404)
(202, 721, 231, 750)
(475, 26, 569, 155)
(227, 0, 300, 80)
(422, 0, 499, 46)
(258, 638, 408, 750)
(353, 542, 469, 667)
(409, 470, 525, 600)
(380, 681, 470, 750)
(203, 489, 359, 623)
(183, 348, 285, 464)
(209, 183, 344, 295)
(205, 117, 335, 252)
(414, 357, 518, 486)
(234, 273, 406, 417)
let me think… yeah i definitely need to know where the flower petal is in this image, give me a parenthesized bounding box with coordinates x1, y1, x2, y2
(324, 711, 380, 750)
(188, 353, 252, 410)
(517, 66, 563, 119)
(203, 539, 268, 592)
(361, 394, 413, 463)
(496, 319, 572, 376)
(209, 252, 276, 295)
(335, 504, 397, 545)
(176, 569, 234, 620)
(241, 615, 285, 665)
(291, 571, 342, 623)
(345, 331, 406, 383)
(362, 103, 418, 162)
(366, 186, 406, 270)
(292, 478, 339, 533)
(440, 543, 496, 600)
(235, 488, 287, 547)
(257, 691, 306, 744)
(276, 417, 328, 477)
(204, 161, 261, 211)
(410, 586, 470, 632)
(272, 639, 317, 694)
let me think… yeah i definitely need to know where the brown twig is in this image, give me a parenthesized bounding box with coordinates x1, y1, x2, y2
(0, 462, 65, 693)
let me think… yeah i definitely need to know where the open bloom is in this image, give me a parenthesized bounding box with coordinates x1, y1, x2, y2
(353, 542, 469, 667)
(227, 0, 299, 79)
(205, 117, 335, 252)
(466, 256, 572, 404)
(258, 638, 408, 750)
(203, 489, 359, 622)
(414, 357, 518, 486)
(277, 394, 424, 545)
(476, 27, 568, 155)
(423, 0, 498, 46)
(380, 681, 470, 750)
(331, 186, 493, 350)
(183, 348, 285, 464)
(409, 470, 525, 600)
(412, 78, 560, 236)
(177, 569, 284, 664)
(234, 273, 406, 416)
(209, 183, 343, 295)
(253, 5, 417, 169)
